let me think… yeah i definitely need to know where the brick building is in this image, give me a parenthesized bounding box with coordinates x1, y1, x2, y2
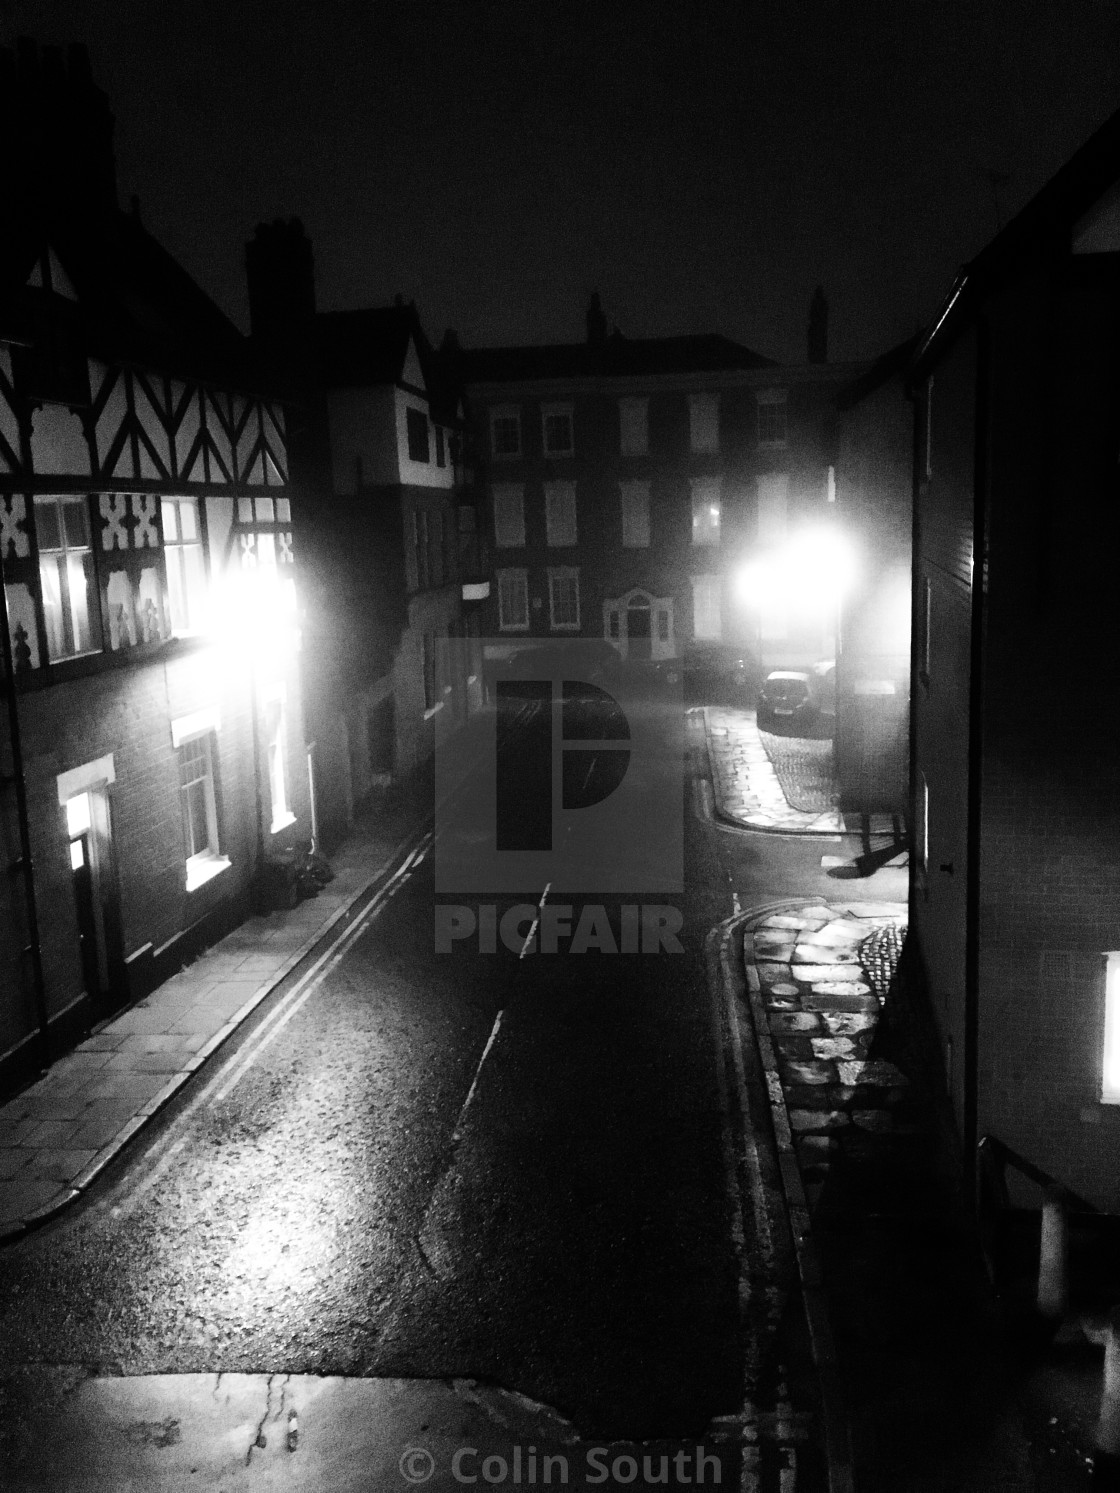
(456, 296, 863, 679)
(832, 336, 916, 816)
(245, 222, 487, 846)
(0, 42, 310, 1093)
(909, 106, 1120, 1206)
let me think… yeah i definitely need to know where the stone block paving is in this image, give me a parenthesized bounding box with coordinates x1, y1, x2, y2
(744, 900, 911, 1200)
(0, 800, 430, 1240)
(707, 706, 898, 835)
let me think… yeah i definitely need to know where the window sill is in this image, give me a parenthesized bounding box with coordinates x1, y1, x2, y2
(270, 811, 297, 835)
(185, 854, 231, 893)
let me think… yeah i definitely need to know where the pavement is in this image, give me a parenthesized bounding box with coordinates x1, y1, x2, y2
(705, 706, 902, 839)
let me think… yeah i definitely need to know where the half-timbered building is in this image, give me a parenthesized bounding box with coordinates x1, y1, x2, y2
(0, 41, 310, 1092)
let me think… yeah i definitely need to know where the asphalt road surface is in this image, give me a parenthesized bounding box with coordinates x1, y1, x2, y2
(0, 694, 755, 1438)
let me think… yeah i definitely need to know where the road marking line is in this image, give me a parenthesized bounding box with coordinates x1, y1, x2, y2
(519, 881, 551, 959)
(451, 1010, 504, 1142)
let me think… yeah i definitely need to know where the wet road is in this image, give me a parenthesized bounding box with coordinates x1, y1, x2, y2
(0, 692, 759, 1443)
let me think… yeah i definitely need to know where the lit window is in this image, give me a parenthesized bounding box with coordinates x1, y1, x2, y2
(497, 568, 529, 631)
(491, 406, 521, 459)
(545, 482, 577, 546)
(919, 577, 932, 684)
(691, 477, 721, 546)
(263, 692, 293, 831)
(691, 574, 721, 640)
(916, 773, 930, 888)
(1103, 953, 1120, 1103)
(542, 404, 574, 457)
(161, 497, 207, 634)
(492, 485, 525, 548)
(620, 480, 650, 547)
(178, 732, 222, 881)
(689, 393, 719, 454)
(34, 495, 99, 660)
(619, 397, 648, 456)
(548, 568, 580, 629)
(406, 406, 430, 463)
(757, 390, 788, 447)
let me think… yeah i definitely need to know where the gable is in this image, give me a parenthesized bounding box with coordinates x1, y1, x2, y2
(401, 336, 427, 395)
(26, 246, 79, 301)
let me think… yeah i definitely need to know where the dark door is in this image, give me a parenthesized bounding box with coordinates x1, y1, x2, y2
(69, 831, 103, 1005)
(627, 603, 652, 660)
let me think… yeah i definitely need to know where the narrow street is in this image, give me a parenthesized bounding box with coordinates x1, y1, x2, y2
(0, 695, 905, 1487)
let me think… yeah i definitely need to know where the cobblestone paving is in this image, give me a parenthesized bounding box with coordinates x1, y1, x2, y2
(745, 902, 909, 1194)
(757, 730, 838, 813)
(706, 707, 843, 832)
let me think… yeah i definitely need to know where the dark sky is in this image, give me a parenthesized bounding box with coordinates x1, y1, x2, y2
(5, 0, 1120, 362)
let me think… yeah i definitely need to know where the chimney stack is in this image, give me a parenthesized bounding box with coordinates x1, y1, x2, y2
(808, 285, 828, 364)
(585, 291, 607, 347)
(246, 218, 317, 345)
(4, 38, 119, 222)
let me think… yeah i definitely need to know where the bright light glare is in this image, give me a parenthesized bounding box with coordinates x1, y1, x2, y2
(1103, 952, 1120, 1102)
(212, 559, 300, 671)
(736, 526, 857, 615)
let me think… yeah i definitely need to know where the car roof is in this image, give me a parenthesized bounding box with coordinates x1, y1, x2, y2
(765, 670, 810, 682)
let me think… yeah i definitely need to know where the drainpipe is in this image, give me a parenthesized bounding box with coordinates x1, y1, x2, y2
(0, 553, 51, 1067)
(964, 312, 992, 1198)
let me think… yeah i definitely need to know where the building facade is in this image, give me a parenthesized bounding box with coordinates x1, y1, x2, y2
(909, 107, 1120, 1207)
(246, 224, 486, 845)
(1, 43, 310, 1093)
(832, 338, 916, 816)
(458, 300, 863, 680)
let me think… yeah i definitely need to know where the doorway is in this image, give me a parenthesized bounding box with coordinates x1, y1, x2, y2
(626, 601, 653, 660)
(64, 787, 121, 1014)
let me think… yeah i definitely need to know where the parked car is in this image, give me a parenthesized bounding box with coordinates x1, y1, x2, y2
(757, 660, 835, 733)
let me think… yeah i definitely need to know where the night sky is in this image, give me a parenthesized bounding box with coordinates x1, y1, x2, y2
(4, 0, 1120, 362)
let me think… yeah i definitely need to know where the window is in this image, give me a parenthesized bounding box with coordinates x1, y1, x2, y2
(178, 732, 224, 887)
(35, 495, 99, 660)
(756, 473, 789, 546)
(757, 389, 788, 447)
(691, 574, 721, 640)
(916, 772, 929, 888)
(690, 477, 721, 546)
(542, 404, 574, 457)
(263, 690, 294, 832)
(620, 480, 650, 547)
(406, 406, 430, 463)
(492, 484, 525, 547)
(545, 482, 577, 546)
(919, 576, 932, 684)
(1103, 954, 1120, 1103)
(619, 397, 648, 456)
(497, 568, 529, 630)
(924, 377, 934, 479)
(413, 508, 430, 589)
(548, 567, 580, 629)
(435, 426, 446, 468)
(689, 393, 719, 453)
(161, 497, 207, 634)
(491, 406, 521, 459)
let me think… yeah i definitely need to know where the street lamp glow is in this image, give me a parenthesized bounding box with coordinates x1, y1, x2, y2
(736, 526, 857, 616)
